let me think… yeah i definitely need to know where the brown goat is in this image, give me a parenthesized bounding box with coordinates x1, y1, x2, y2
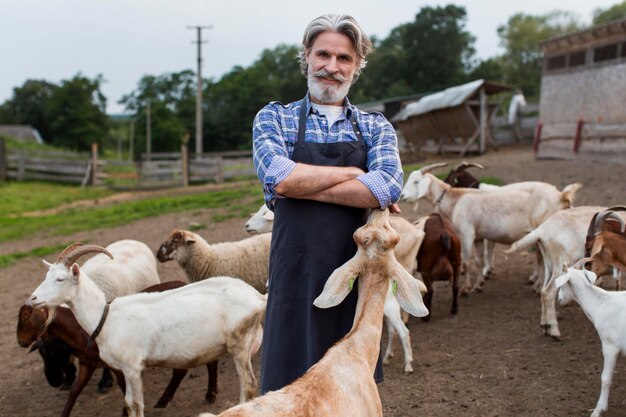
(443, 161, 484, 189)
(416, 213, 462, 322)
(17, 280, 218, 417)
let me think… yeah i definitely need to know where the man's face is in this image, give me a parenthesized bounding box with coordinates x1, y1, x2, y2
(306, 31, 358, 105)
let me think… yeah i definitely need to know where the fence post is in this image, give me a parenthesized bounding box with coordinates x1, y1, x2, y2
(17, 151, 25, 181)
(91, 143, 98, 186)
(0, 137, 6, 182)
(181, 142, 189, 187)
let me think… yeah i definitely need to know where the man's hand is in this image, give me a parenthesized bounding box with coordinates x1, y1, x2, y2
(389, 203, 401, 214)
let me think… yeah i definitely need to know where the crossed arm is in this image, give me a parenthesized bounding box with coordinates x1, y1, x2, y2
(275, 163, 400, 213)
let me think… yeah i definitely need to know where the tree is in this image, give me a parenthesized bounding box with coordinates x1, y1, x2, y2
(351, 5, 476, 102)
(497, 12, 581, 98)
(0, 79, 57, 142)
(592, 1, 626, 24)
(45, 74, 109, 151)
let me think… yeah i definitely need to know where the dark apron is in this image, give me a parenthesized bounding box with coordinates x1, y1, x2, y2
(260, 98, 383, 393)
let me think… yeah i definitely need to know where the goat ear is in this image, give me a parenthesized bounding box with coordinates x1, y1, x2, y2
(389, 260, 429, 317)
(262, 210, 275, 221)
(42, 259, 53, 268)
(584, 269, 598, 285)
(184, 235, 196, 244)
(313, 257, 360, 309)
(554, 273, 570, 289)
(70, 263, 80, 281)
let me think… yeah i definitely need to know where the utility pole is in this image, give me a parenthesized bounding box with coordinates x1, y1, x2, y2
(146, 99, 152, 161)
(188, 25, 211, 160)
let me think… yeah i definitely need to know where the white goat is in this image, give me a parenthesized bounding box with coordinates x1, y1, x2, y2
(243, 204, 425, 373)
(556, 262, 626, 417)
(504, 206, 619, 338)
(198, 208, 429, 417)
(80, 240, 160, 301)
(157, 229, 271, 293)
(400, 164, 580, 294)
(28, 244, 267, 417)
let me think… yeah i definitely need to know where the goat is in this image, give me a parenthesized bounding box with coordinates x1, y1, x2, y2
(17, 281, 218, 417)
(26, 335, 76, 390)
(197, 208, 429, 417)
(585, 207, 626, 289)
(505, 206, 615, 338)
(243, 204, 424, 373)
(587, 211, 626, 278)
(443, 161, 484, 189)
(27, 244, 266, 417)
(400, 164, 580, 294)
(157, 230, 270, 293)
(556, 261, 626, 417)
(27, 239, 160, 395)
(415, 213, 462, 321)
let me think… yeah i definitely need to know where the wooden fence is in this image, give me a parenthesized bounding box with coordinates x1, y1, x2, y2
(0, 138, 255, 188)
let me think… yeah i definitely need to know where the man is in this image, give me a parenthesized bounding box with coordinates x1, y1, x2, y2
(252, 14, 403, 393)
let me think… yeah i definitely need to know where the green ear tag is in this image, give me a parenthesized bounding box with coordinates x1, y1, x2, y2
(392, 280, 398, 295)
(349, 277, 355, 291)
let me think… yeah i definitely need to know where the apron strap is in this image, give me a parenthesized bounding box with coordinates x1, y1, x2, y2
(297, 96, 364, 143)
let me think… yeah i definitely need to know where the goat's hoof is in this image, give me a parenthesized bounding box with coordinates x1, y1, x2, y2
(205, 393, 217, 404)
(403, 366, 414, 375)
(549, 334, 561, 341)
(421, 315, 431, 322)
(471, 286, 483, 293)
(154, 399, 169, 408)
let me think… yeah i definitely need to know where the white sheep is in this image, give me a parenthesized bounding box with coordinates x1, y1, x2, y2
(400, 165, 580, 294)
(28, 244, 267, 417)
(504, 206, 621, 339)
(157, 229, 271, 293)
(243, 204, 425, 373)
(198, 208, 429, 417)
(555, 262, 626, 417)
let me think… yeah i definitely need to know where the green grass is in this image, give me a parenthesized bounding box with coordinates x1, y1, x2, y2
(0, 183, 265, 243)
(0, 243, 75, 269)
(0, 181, 114, 216)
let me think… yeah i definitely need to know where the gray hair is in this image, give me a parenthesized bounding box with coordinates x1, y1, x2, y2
(298, 14, 373, 80)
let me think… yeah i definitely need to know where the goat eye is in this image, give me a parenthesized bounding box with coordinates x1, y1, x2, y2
(56, 278, 65, 282)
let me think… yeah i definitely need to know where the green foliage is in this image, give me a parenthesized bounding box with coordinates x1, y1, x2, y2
(467, 57, 507, 84)
(0, 183, 264, 243)
(0, 181, 113, 216)
(0, 79, 57, 142)
(352, 4, 476, 102)
(593, 1, 626, 24)
(45, 74, 110, 151)
(497, 12, 581, 97)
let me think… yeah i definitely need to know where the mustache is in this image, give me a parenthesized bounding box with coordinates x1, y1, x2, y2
(311, 69, 347, 83)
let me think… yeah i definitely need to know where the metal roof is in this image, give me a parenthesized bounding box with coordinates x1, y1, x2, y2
(391, 79, 512, 122)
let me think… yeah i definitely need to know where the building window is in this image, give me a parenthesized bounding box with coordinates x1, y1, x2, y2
(547, 55, 566, 70)
(568, 50, 586, 67)
(621, 42, 626, 58)
(593, 43, 618, 62)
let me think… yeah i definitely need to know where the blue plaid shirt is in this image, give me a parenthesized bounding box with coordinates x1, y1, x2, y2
(253, 95, 403, 210)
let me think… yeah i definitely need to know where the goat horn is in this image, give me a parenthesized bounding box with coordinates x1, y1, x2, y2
(587, 212, 599, 242)
(61, 244, 113, 268)
(607, 205, 626, 212)
(453, 161, 485, 172)
(572, 257, 593, 270)
(55, 243, 85, 264)
(606, 211, 625, 233)
(419, 162, 448, 174)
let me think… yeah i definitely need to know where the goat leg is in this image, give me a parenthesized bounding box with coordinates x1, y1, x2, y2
(154, 369, 188, 408)
(60, 362, 96, 417)
(97, 368, 114, 393)
(206, 361, 219, 403)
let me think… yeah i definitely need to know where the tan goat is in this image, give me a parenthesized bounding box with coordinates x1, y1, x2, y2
(198, 208, 429, 417)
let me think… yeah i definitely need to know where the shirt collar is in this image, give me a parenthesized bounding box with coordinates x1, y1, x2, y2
(304, 92, 355, 119)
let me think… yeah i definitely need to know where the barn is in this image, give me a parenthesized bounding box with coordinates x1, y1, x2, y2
(535, 17, 626, 163)
(390, 79, 513, 156)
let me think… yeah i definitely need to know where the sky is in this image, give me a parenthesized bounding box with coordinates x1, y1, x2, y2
(0, 0, 618, 115)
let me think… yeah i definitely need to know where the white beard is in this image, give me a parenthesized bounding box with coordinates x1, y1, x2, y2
(307, 69, 352, 104)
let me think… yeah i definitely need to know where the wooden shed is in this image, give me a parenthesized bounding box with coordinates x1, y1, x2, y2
(391, 79, 512, 155)
(536, 18, 626, 163)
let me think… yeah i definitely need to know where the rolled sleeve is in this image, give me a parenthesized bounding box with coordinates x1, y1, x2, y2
(357, 171, 392, 209)
(264, 156, 296, 200)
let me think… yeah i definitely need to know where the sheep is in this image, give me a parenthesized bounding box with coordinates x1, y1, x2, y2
(504, 206, 620, 338)
(157, 230, 271, 293)
(555, 261, 626, 417)
(400, 163, 581, 294)
(415, 213, 462, 321)
(243, 204, 424, 373)
(27, 239, 161, 395)
(17, 281, 218, 417)
(197, 208, 429, 417)
(27, 244, 267, 417)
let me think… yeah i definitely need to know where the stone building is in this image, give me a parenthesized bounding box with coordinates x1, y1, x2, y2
(536, 17, 626, 163)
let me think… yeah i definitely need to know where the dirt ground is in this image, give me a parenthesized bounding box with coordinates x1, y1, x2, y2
(1, 144, 626, 417)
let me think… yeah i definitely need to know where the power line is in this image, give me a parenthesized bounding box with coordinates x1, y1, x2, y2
(188, 25, 212, 159)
